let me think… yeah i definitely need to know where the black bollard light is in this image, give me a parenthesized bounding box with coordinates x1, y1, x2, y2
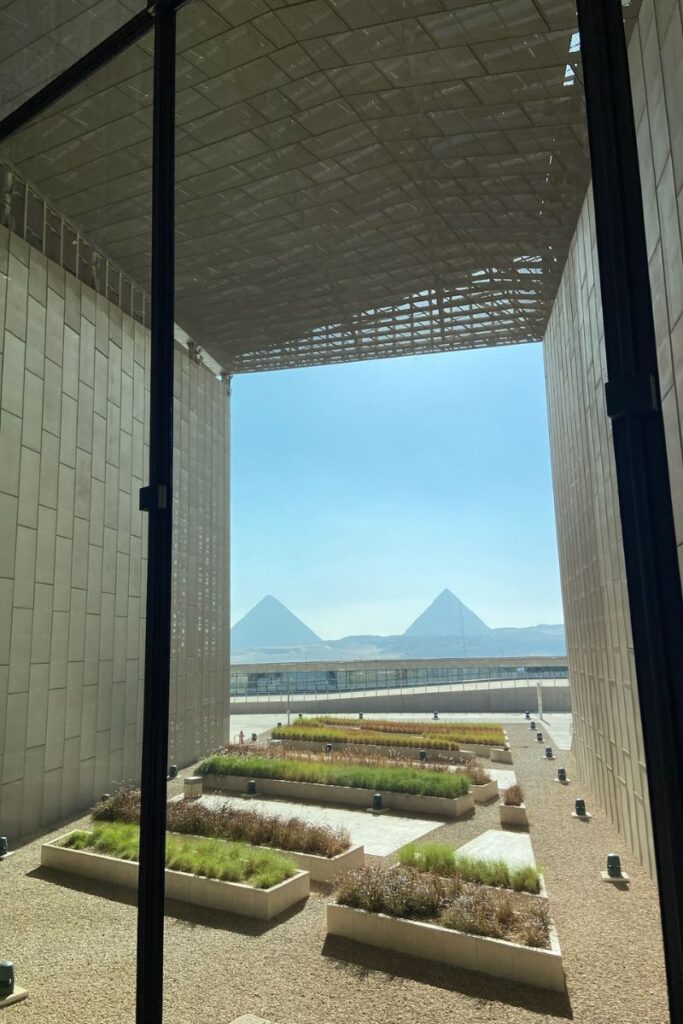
(372, 793, 383, 812)
(359, 712, 363, 719)
(536, 731, 543, 742)
(433, 712, 439, 720)
(607, 853, 622, 879)
(277, 722, 282, 727)
(246, 779, 257, 795)
(100, 793, 111, 803)
(529, 720, 536, 730)
(575, 798, 587, 817)
(168, 764, 178, 779)
(545, 747, 553, 759)
(0, 837, 8, 858)
(0, 962, 14, 998)
(557, 767, 567, 783)
(525, 711, 531, 719)
(325, 743, 333, 754)
(419, 748, 427, 762)
(251, 732, 257, 742)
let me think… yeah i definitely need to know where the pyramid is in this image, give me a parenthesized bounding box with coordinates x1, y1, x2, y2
(231, 595, 321, 650)
(404, 589, 491, 637)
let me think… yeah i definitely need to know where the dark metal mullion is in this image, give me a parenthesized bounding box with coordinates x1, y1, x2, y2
(578, 2, 683, 1018)
(136, 1, 176, 1022)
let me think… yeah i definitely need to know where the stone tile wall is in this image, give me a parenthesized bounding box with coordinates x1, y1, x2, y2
(0, 224, 229, 841)
(544, 0, 683, 876)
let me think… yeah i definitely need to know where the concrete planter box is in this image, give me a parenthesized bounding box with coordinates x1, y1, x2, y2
(491, 747, 513, 764)
(277, 739, 462, 759)
(499, 803, 529, 827)
(41, 832, 310, 920)
(468, 779, 499, 803)
(327, 903, 565, 992)
(201, 773, 474, 819)
(254, 843, 365, 884)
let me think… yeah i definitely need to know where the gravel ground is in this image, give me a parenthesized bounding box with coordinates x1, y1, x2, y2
(0, 723, 669, 1024)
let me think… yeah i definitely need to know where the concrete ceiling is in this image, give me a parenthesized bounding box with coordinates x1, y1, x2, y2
(0, 0, 641, 372)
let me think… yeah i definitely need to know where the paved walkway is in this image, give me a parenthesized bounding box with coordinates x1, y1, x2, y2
(457, 829, 536, 869)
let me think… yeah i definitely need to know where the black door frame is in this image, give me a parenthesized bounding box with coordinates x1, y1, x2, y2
(0, 1, 680, 1020)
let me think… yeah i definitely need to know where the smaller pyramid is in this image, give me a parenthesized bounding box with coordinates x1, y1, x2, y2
(231, 595, 321, 650)
(404, 589, 491, 637)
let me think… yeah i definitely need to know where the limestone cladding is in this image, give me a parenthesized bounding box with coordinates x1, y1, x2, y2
(544, 0, 683, 877)
(0, 224, 230, 840)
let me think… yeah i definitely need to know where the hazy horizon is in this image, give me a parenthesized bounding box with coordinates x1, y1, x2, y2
(231, 343, 564, 639)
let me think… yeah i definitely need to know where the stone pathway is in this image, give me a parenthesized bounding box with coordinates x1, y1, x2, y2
(457, 829, 536, 869)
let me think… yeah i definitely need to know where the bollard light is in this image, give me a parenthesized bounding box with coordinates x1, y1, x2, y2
(525, 711, 530, 719)
(536, 731, 543, 742)
(298, 713, 303, 718)
(372, 793, 383, 812)
(545, 747, 553, 759)
(0, 837, 8, 858)
(575, 798, 586, 817)
(325, 743, 333, 754)
(246, 779, 257, 796)
(557, 767, 567, 783)
(529, 720, 536, 730)
(168, 765, 178, 779)
(359, 712, 364, 719)
(0, 962, 14, 998)
(251, 732, 257, 742)
(607, 853, 622, 879)
(100, 794, 111, 803)
(433, 712, 439, 720)
(419, 748, 427, 762)
(277, 722, 282, 727)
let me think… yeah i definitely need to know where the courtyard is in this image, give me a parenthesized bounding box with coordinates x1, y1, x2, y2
(0, 716, 667, 1024)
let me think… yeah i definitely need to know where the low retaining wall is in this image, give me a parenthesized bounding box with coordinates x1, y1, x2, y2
(491, 748, 514, 765)
(201, 774, 474, 819)
(326, 904, 565, 992)
(230, 683, 571, 717)
(41, 833, 310, 920)
(254, 843, 365, 884)
(469, 779, 499, 803)
(499, 803, 529, 827)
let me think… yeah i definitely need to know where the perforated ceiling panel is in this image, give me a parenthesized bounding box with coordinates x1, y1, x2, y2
(0, 0, 641, 372)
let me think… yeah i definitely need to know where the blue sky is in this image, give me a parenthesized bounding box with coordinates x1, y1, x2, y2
(231, 342, 563, 639)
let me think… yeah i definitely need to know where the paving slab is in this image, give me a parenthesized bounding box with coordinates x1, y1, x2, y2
(457, 829, 536, 869)
(185, 793, 444, 857)
(487, 767, 517, 789)
(540, 714, 573, 750)
(229, 1017, 272, 1024)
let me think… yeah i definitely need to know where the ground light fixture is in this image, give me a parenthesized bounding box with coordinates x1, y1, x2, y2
(359, 712, 363, 719)
(529, 720, 536, 730)
(537, 732, 544, 742)
(277, 722, 282, 727)
(325, 743, 333, 754)
(419, 749, 427, 761)
(168, 765, 178, 779)
(246, 780, 257, 796)
(557, 767, 568, 783)
(545, 747, 554, 759)
(0, 962, 14, 998)
(372, 793, 383, 812)
(525, 711, 531, 719)
(602, 853, 630, 884)
(100, 794, 110, 803)
(573, 798, 592, 820)
(433, 712, 439, 720)
(0, 837, 8, 858)
(250, 733, 257, 742)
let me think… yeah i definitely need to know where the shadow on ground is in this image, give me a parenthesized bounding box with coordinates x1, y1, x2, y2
(321, 935, 574, 1019)
(25, 866, 307, 936)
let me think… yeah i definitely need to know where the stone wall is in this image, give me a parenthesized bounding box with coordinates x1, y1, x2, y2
(544, 0, 683, 876)
(0, 224, 229, 841)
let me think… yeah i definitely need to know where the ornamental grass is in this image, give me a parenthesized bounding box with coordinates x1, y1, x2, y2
(273, 716, 506, 747)
(335, 864, 550, 948)
(63, 822, 297, 888)
(93, 785, 350, 858)
(397, 842, 542, 894)
(197, 753, 471, 798)
(313, 716, 506, 745)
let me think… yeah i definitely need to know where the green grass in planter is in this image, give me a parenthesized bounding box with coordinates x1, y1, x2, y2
(197, 753, 470, 798)
(62, 823, 297, 888)
(398, 842, 542, 894)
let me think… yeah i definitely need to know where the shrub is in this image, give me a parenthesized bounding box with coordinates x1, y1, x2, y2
(197, 753, 471, 798)
(397, 842, 541, 895)
(92, 787, 350, 858)
(335, 864, 549, 948)
(462, 761, 492, 786)
(63, 823, 297, 889)
(503, 784, 524, 806)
